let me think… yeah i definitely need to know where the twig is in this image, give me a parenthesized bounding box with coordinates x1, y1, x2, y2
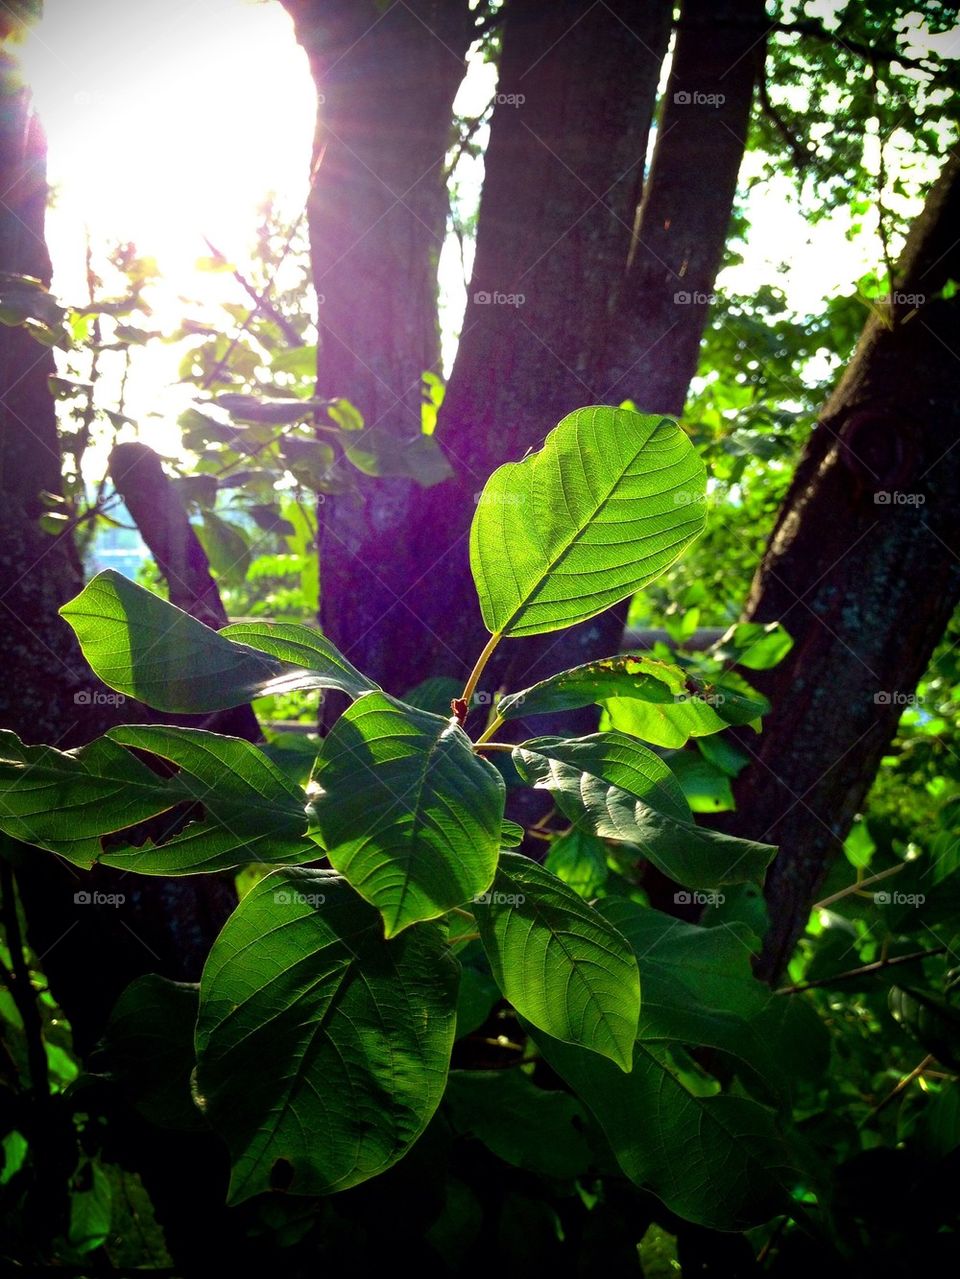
(777, 945, 946, 995)
(861, 1053, 935, 1125)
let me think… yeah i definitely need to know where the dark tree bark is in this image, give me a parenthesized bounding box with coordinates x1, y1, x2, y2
(280, 0, 474, 682)
(289, 0, 768, 710)
(392, 0, 768, 715)
(720, 155, 960, 982)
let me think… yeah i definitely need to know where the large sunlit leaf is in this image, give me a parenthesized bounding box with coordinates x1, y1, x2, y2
(307, 693, 505, 937)
(60, 570, 377, 713)
(528, 1027, 796, 1231)
(514, 733, 775, 888)
(470, 406, 705, 638)
(0, 725, 313, 873)
(473, 853, 640, 1071)
(195, 869, 459, 1201)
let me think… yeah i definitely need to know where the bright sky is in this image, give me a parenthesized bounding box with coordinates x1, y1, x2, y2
(17, 0, 955, 462)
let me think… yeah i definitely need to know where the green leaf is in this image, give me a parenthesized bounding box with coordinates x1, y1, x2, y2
(528, 1028, 794, 1230)
(514, 733, 775, 888)
(307, 693, 505, 937)
(92, 975, 205, 1130)
(0, 725, 313, 873)
(473, 852, 640, 1071)
(470, 406, 705, 638)
(60, 570, 377, 713)
(498, 652, 685, 722)
(195, 511, 251, 583)
(220, 620, 377, 701)
(596, 899, 790, 1095)
(444, 1069, 593, 1178)
(195, 868, 459, 1201)
(889, 986, 960, 1069)
(602, 668, 768, 748)
(544, 828, 610, 898)
(714, 621, 793, 671)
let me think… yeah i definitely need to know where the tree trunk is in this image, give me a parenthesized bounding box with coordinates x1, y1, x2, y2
(720, 155, 960, 982)
(390, 0, 767, 716)
(280, 0, 474, 683)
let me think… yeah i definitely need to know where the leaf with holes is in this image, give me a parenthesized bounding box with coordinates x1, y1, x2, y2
(470, 405, 705, 638)
(195, 869, 459, 1201)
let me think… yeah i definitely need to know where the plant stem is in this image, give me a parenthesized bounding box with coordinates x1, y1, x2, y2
(475, 713, 505, 746)
(474, 742, 513, 753)
(0, 864, 48, 1098)
(776, 945, 946, 995)
(460, 631, 502, 709)
(813, 861, 904, 910)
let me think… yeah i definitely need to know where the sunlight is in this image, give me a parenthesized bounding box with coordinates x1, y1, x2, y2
(22, 0, 315, 308)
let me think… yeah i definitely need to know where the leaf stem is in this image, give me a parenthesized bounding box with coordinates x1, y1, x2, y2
(460, 631, 502, 711)
(475, 712, 505, 746)
(474, 742, 513, 753)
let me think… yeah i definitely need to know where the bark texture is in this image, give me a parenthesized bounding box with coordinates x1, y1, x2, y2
(721, 156, 960, 981)
(280, 0, 474, 683)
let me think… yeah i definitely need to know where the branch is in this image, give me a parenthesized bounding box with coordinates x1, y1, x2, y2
(777, 945, 947, 995)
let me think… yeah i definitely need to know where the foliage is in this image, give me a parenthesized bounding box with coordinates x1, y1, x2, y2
(1, 403, 959, 1269)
